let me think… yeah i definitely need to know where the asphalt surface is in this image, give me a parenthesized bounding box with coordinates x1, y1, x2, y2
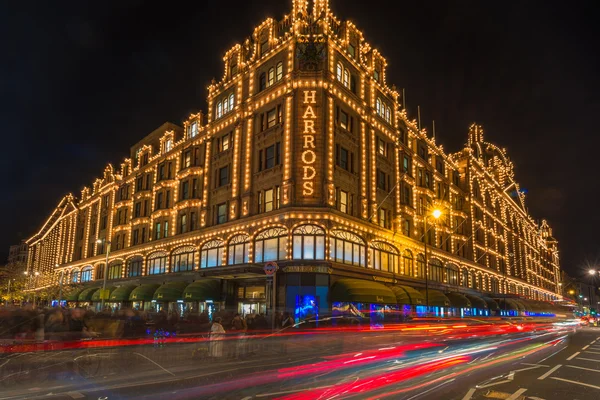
(0, 321, 597, 400)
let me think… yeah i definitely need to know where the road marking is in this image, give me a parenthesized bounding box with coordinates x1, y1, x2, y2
(583, 345, 590, 350)
(506, 388, 527, 400)
(538, 364, 562, 380)
(521, 363, 549, 367)
(529, 397, 546, 400)
(550, 377, 600, 389)
(461, 388, 476, 400)
(540, 346, 566, 363)
(567, 352, 580, 360)
(477, 379, 513, 389)
(576, 357, 600, 363)
(566, 365, 600, 373)
(584, 350, 600, 355)
(405, 379, 454, 400)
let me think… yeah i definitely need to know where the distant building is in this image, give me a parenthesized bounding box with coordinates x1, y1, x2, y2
(26, 0, 562, 317)
(7, 240, 28, 265)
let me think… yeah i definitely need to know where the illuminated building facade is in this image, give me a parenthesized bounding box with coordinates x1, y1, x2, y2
(26, 0, 561, 317)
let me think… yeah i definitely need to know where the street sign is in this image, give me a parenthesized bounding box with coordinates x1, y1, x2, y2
(264, 261, 279, 276)
(100, 289, 111, 300)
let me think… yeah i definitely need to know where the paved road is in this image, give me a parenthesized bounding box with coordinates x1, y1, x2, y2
(1, 322, 597, 400)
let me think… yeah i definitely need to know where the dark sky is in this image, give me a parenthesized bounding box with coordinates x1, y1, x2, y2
(1, 1, 598, 277)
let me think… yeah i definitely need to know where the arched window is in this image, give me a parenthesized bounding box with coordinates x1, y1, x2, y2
(330, 230, 365, 267)
(370, 241, 399, 273)
(71, 269, 80, 283)
(376, 98, 382, 115)
(336, 62, 343, 81)
(254, 228, 287, 262)
(429, 259, 444, 282)
(461, 269, 469, 287)
(385, 106, 390, 123)
(415, 254, 425, 279)
(490, 277, 499, 293)
(446, 264, 459, 285)
(147, 252, 167, 275)
(95, 265, 104, 280)
(222, 98, 229, 114)
(228, 234, 250, 265)
(228, 94, 234, 111)
(402, 250, 413, 276)
(276, 62, 283, 81)
(200, 239, 224, 268)
(259, 72, 267, 91)
(108, 262, 123, 280)
(80, 266, 93, 283)
(469, 271, 476, 289)
(172, 245, 195, 272)
(343, 69, 350, 88)
(127, 256, 143, 277)
(268, 67, 275, 86)
(216, 102, 223, 119)
(293, 225, 325, 260)
(476, 273, 483, 290)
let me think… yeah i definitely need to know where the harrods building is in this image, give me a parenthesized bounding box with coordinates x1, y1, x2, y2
(26, 0, 562, 320)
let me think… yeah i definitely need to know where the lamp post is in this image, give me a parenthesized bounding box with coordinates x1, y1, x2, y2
(24, 271, 31, 304)
(32, 272, 40, 308)
(6, 279, 12, 306)
(97, 239, 111, 310)
(423, 208, 442, 315)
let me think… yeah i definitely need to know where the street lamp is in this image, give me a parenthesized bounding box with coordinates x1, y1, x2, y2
(57, 264, 63, 307)
(589, 269, 597, 275)
(423, 207, 442, 316)
(96, 239, 111, 309)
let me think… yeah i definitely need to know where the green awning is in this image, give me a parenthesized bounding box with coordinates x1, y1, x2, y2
(419, 289, 451, 307)
(77, 287, 100, 302)
(182, 280, 221, 302)
(109, 285, 137, 302)
(153, 281, 190, 302)
(464, 294, 488, 310)
(91, 286, 115, 302)
(66, 288, 84, 302)
(129, 284, 161, 302)
(482, 296, 500, 311)
(496, 299, 521, 312)
(445, 292, 472, 308)
(331, 278, 397, 304)
(512, 299, 528, 312)
(390, 285, 425, 305)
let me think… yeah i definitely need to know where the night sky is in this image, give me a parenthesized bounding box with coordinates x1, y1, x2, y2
(1, 1, 598, 277)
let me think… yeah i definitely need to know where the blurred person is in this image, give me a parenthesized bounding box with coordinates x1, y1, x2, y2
(231, 313, 247, 359)
(209, 317, 226, 358)
(67, 307, 89, 340)
(45, 310, 67, 340)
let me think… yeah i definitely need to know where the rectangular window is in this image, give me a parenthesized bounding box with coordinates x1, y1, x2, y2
(155, 222, 161, 240)
(134, 202, 141, 218)
(340, 190, 348, 213)
(217, 203, 227, 225)
(403, 219, 411, 237)
(379, 209, 387, 229)
(183, 150, 192, 168)
(374, 70, 380, 82)
(156, 192, 163, 209)
(188, 121, 198, 138)
(136, 176, 143, 191)
(218, 165, 229, 187)
(192, 178, 198, 198)
(219, 133, 231, 152)
(339, 110, 348, 130)
(348, 43, 355, 57)
(264, 189, 274, 212)
(181, 181, 189, 200)
(158, 164, 165, 181)
(101, 215, 107, 230)
(144, 200, 149, 217)
(339, 147, 349, 170)
(378, 137, 387, 157)
(267, 108, 277, 128)
(164, 221, 169, 238)
(145, 174, 151, 190)
(403, 155, 410, 174)
(179, 214, 187, 234)
(103, 195, 109, 208)
(141, 227, 146, 243)
(265, 144, 277, 169)
(418, 197, 424, 215)
(377, 170, 386, 190)
(402, 185, 411, 206)
(260, 40, 269, 55)
(165, 190, 170, 208)
(133, 229, 139, 245)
